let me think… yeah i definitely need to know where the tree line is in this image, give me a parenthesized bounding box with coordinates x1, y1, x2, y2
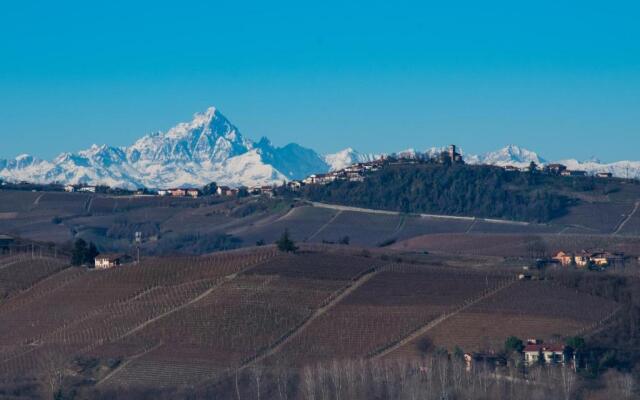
(302, 164, 574, 222)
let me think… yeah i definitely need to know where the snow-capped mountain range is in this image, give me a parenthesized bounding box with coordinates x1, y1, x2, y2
(1, 107, 639, 189)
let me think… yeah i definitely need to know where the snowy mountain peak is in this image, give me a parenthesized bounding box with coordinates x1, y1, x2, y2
(475, 145, 545, 166)
(324, 148, 379, 171)
(3, 105, 640, 188)
(0, 106, 329, 189)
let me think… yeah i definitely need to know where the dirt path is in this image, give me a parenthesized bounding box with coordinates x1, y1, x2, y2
(110, 280, 221, 343)
(96, 342, 163, 387)
(388, 215, 406, 239)
(369, 278, 518, 359)
(237, 267, 381, 370)
(311, 202, 530, 225)
(85, 195, 95, 213)
(31, 193, 45, 209)
(464, 218, 478, 233)
(612, 201, 640, 235)
(306, 210, 342, 241)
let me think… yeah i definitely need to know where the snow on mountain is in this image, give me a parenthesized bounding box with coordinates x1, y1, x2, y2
(467, 145, 640, 179)
(324, 148, 378, 171)
(2, 109, 640, 189)
(0, 107, 328, 189)
(558, 159, 640, 180)
(255, 137, 328, 179)
(467, 145, 546, 167)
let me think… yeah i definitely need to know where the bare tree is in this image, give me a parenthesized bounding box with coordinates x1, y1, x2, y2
(559, 365, 576, 400)
(235, 369, 242, 400)
(302, 366, 316, 400)
(38, 349, 68, 400)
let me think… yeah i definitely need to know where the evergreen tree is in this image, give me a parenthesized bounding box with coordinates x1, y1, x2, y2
(71, 239, 99, 267)
(276, 229, 298, 253)
(537, 348, 546, 365)
(201, 182, 218, 196)
(86, 242, 99, 266)
(71, 239, 88, 266)
(505, 336, 524, 353)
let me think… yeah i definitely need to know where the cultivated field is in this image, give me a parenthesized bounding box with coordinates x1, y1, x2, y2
(391, 280, 620, 356)
(267, 264, 512, 365)
(392, 233, 640, 258)
(0, 246, 628, 397)
(0, 256, 67, 300)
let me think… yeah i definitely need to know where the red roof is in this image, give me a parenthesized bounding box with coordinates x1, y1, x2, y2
(523, 344, 564, 353)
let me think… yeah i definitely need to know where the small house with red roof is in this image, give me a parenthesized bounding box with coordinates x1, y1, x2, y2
(523, 341, 566, 365)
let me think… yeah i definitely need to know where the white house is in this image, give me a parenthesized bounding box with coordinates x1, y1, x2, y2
(523, 342, 566, 365)
(94, 254, 124, 269)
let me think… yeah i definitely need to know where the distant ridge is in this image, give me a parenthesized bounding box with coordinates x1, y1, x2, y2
(1, 107, 639, 188)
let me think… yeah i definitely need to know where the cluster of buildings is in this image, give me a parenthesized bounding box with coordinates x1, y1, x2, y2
(302, 145, 466, 186)
(553, 250, 624, 268)
(157, 184, 281, 198)
(303, 160, 384, 185)
(464, 338, 570, 370)
(64, 184, 97, 193)
(503, 162, 612, 178)
(157, 188, 201, 198)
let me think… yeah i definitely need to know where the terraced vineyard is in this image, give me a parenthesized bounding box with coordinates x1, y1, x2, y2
(391, 280, 621, 356)
(0, 247, 279, 381)
(0, 257, 67, 300)
(393, 233, 640, 257)
(0, 246, 629, 397)
(267, 265, 511, 365)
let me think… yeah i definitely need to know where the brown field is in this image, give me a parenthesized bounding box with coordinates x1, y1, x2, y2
(267, 265, 511, 365)
(391, 280, 620, 356)
(392, 233, 640, 257)
(0, 246, 628, 397)
(0, 257, 67, 299)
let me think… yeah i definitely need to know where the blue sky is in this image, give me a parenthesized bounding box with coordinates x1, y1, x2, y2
(1, 1, 639, 162)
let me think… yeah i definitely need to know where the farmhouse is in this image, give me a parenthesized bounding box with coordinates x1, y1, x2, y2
(544, 163, 567, 176)
(553, 250, 622, 268)
(216, 186, 238, 196)
(523, 342, 566, 364)
(168, 188, 186, 197)
(64, 185, 75, 192)
(590, 251, 624, 267)
(94, 254, 125, 269)
(186, 189, 200, 198)
(596, 172, 613, 178)
(552, 251, 573, 266)
(157, 190, 169, 196)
